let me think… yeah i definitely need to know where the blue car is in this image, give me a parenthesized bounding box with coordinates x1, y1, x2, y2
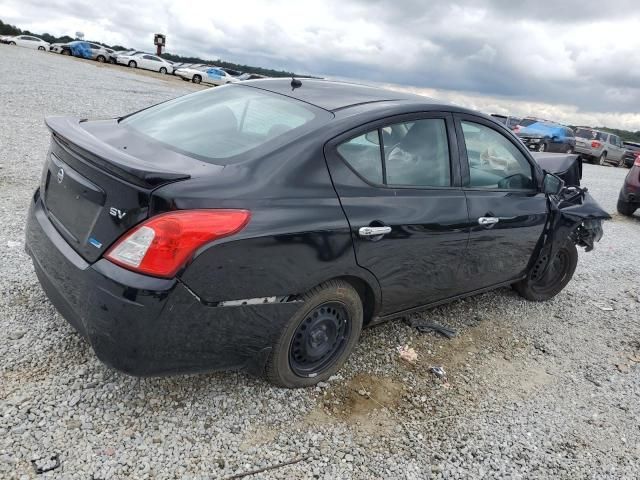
(515, 118, 576, 153)
(59, 41, 111, 62)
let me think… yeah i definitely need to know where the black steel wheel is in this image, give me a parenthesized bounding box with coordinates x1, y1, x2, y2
(266, 280, 363, 388)
(289, 302, 350, 376)
(514, 243, 578, 301)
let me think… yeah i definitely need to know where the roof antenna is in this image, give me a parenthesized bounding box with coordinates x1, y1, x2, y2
(291, 76, 302, 90)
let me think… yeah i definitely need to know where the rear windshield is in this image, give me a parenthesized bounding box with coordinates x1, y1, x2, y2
(121, 85, 330, 163)
(575, 128, 607, 141)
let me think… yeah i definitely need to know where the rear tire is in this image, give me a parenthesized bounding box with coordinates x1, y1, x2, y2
(538, 143, 547, 152)
(265, 280, 363, 388)
(61, 49, 70, 56)
(514, 243, 578, 302)
(598, 153, 607, 165)
(617, 198, 637, 216)
(38, 46, 45, 51)
(128, 60, 137, 68)
(565, 145, 574, 154)
(192, 75, 202, 84)
(618, 157, 624, 167)
(9, 41, 16, 45)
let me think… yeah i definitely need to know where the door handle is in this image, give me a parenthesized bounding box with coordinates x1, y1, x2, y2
(359, 226, 392, 237)
(478, 217, 500, 226)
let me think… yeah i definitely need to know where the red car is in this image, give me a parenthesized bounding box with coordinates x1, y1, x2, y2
(618, 154, 640, 216)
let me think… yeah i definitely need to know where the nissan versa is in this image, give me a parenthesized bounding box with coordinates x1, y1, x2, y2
(25, 79, 609, 388)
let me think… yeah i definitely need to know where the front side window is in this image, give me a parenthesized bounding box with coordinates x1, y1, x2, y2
(461, 121, 534, 190)
(122, 85, 326, 163)
(337, 118, 451, 188)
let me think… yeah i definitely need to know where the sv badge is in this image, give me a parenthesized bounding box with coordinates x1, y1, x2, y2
(109, 207, 127, 220)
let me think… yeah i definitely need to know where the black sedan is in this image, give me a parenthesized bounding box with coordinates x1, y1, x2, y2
(25, 79, 609, 387)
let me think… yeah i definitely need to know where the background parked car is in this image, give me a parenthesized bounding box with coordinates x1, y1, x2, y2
(621, 141, 640, 169)
(5, 35, 49, 50)
(237, 73, 269, 80)
(117, 53, 174, 74)
(574, 127, 626, 166)
(617, 154, 640, 216)
(60, 41, 111, 62)
(174, 65, 238, 84)
(110, 49, 146, 64)
(490, 114, 521, 130)
(515, 118, 576, 153)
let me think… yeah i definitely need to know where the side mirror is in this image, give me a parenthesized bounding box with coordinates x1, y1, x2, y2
(542, 173, 564, 195)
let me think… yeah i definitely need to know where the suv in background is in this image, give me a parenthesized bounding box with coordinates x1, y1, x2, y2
(490, 114, 521, 130)
(515, 118, 576, 153)
(621, 141, 640, 169)
(574, 128, 626, 167)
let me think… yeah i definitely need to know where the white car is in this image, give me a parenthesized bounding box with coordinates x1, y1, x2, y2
(174, 65, 239, 85)
(6, 35, 50, 51)
(117, 53, 174, 74)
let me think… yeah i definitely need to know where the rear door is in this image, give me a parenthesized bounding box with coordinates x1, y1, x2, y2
(454, 114, 547, 291)
(325, 113, 470, 315)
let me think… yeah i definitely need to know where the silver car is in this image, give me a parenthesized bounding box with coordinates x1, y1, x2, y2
(574, 128, 626, 167)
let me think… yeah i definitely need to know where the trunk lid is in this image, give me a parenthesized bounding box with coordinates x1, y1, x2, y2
(40, 116, 220, 262)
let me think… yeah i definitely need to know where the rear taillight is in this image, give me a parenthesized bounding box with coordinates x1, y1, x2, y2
(635, 155, 640, 167)
(591, 141, 601, 148)
(105, 210, 250, 278)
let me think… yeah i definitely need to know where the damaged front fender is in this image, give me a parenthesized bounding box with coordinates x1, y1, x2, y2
(533, 186, 610, 279)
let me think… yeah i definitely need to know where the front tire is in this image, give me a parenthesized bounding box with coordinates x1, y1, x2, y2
(159, 67, 167, 74)
(192, 75, 202, 84)
(96, 55, 106, 63)
(617, 198, 637, 216)
(128, 60, 137, 68)
(265, 280, 363, 388)
(9, 41, 16, 45)
(38, 46, 45, 51)
(565, 145, 574, 154)
(514, 243, 578, 302)
(538, 143, 547, 152)
(61, 49, 70, 55)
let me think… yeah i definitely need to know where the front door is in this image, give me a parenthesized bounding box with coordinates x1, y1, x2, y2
(454, 114, 548, 291)
(325, 113, 469, 315)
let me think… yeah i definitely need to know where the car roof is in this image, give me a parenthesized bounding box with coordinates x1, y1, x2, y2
(241, 78, 428, 112)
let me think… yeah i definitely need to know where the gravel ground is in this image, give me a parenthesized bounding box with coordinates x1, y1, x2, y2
(1, 45, 639, 479)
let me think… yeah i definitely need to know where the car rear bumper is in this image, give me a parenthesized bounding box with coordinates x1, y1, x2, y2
(25, 189, 298, 377)
(619, 168, 640, 204)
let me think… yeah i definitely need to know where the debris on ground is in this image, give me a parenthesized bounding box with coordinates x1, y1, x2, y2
(429, 366, 448, 385)
(31, 455, 60, 474)
(404, 318, 457, 338)
(594, 303, 614, 311)
(397, 345, 418, 364)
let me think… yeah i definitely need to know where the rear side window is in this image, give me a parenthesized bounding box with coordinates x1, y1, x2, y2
(337, 132, 383, 184)
(461, 121, 534, 190)
(122, 85, 328, 163)
(337, 118, 451, 188)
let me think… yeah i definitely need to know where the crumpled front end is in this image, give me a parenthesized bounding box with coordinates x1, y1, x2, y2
(533, 186, 610, 277)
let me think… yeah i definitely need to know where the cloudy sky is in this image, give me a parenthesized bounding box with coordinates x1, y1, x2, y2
(2, 0, 640, 130)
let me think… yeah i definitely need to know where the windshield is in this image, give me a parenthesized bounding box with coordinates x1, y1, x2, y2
(519, 119, 538, 127)
(121, 85, 331, 163)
